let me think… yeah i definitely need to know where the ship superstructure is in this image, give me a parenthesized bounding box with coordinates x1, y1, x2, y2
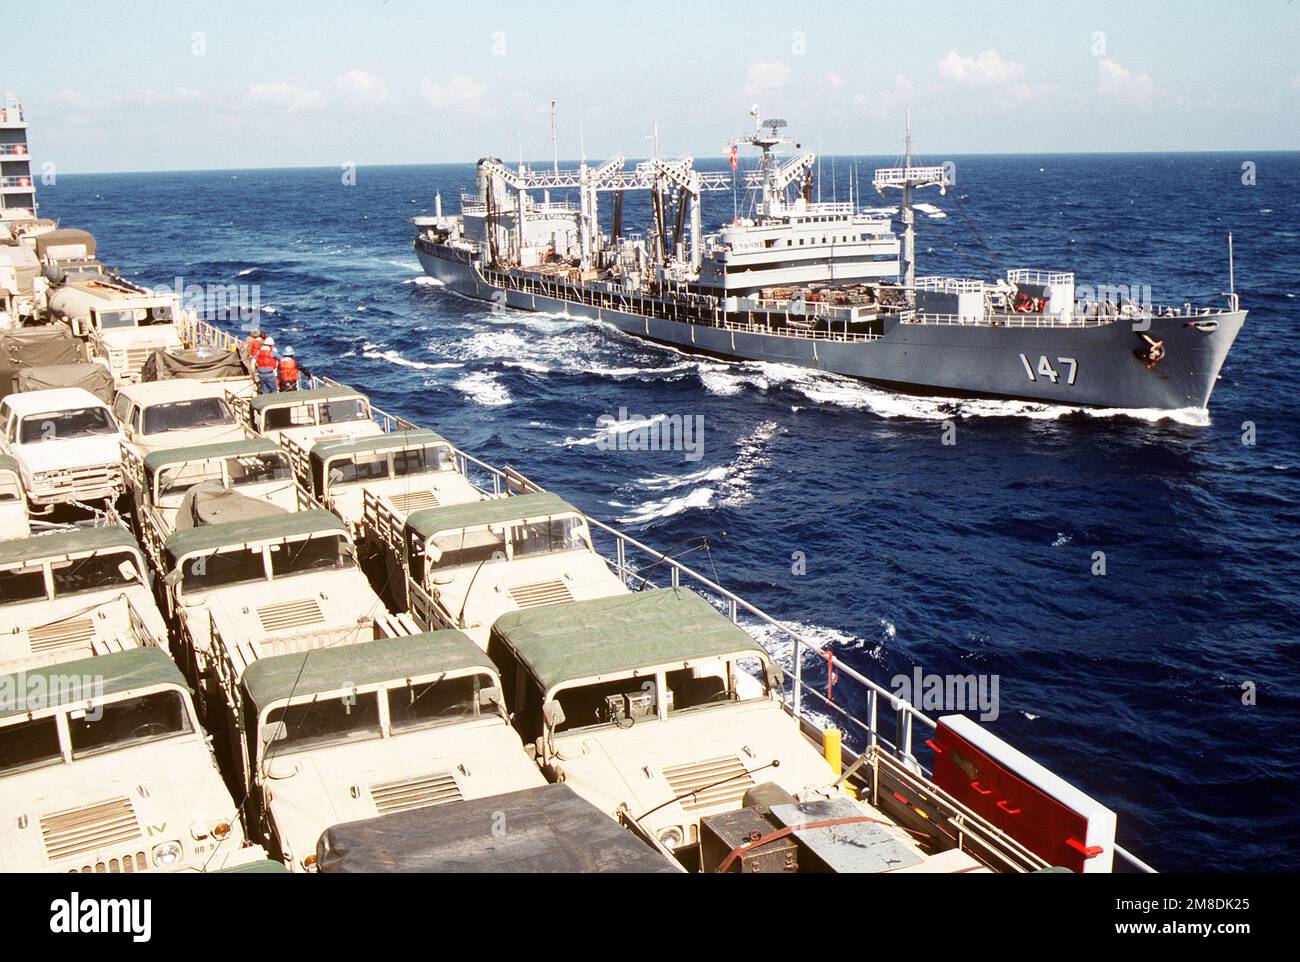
(413, 107, 1245, 411)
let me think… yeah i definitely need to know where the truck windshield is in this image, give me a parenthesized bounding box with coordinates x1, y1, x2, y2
(0, 716, 62, 776)
(269, 535, 354, 578)
(67, 690, 193, 758)
(392, 445, 453, 477)
(263, 692, 380, 755)
(182, 545, 266, 592)
(428, 527, 506, 571)
(0, 566, 49, 604)
(229, 453, 292, 486)
(95, 309, 138, 330)
(19, 407, 116, 443)
(511, 517, 589, 558)
(142, 397, 234, 435)
(327, 452, 388, 486)
(320, 398, 368, 424)
(387, 673, 492, 733)
(50, 550, 143, 597)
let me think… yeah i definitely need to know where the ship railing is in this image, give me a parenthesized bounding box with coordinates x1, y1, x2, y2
(584, 512, 1154, 873)
(1007, 269, 1075, 286)
(0, 145, 30, 157)
(0, 176, 34, 188)
(906, 311, 1113, 329)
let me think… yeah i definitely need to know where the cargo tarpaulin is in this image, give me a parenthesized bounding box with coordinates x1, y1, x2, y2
(0, 326, 87, 399)
(316, 783, 679, 874)
(173, 482, 289, 530)
(141, 346, 249, 382)
(15, 362, 115, 403)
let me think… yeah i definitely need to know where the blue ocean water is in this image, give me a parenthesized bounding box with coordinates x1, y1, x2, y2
(39, 151, 1299, 872)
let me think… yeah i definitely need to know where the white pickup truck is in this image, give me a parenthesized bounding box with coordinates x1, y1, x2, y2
(0, 387, 122, 513)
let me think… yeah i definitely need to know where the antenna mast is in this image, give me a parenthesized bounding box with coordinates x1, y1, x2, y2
(550, 99, 559, 178)
(873, 110, 952, 301)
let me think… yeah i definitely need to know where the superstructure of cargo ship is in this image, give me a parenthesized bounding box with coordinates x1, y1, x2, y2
(412, 106, 1245, 411)
(1, 92, 1158, 875)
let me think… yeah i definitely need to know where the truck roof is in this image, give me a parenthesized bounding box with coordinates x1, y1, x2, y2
(405, 491, 577, 541)
(115, 379, 234, 404)
(163, 508, 347, 565)
(249, 384, 366, 413)
(0, 525, 140, 569)
(143, 437, 282, 476)
(0, 387, 109, 416)
(490, 588, 766, 694)
(309, 428, 450, 465)
(241, 630, 493, 712)
(0, 647, 186, 720)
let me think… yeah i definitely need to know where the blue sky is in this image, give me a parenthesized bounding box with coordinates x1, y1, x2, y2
(10, 0, 1300, 172)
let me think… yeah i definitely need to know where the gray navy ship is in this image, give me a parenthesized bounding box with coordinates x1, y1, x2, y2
(412, 107, 1245, 411)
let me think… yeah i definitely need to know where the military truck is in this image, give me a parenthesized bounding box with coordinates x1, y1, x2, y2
(216, 630, 546, 871)
(112, 379, 250, 458)
(284, 428, 481, 539)
(47, 275, 184, 384)
(0, 243, 43, 327)
(236, 384, 383, 449)
(0, 387, 122, 513)
(397, 491, 629, 647)
(0, 647, 266, 872)
(125, 438, 308, 570)
(487, 587, 953, 865)
(0, 526, 170, 673)
(159, 509, 411, 716)
(0, 454, 29, 538)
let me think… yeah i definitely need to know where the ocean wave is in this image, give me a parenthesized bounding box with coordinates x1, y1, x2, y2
(403, 275, 443, 286)
(454, 371, 512, 407)
(615, 486, 716, 524)
(361, 343, 462, 371)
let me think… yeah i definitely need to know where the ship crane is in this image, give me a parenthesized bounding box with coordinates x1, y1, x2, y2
(871, 111, 952, 299)
(730, 105, 816, 218)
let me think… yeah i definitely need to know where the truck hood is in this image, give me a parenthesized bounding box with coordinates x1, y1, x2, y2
(551, 699, 841, 841)
(14, 434, 121, 475)
(0, 735, 247, 872)
(263, 719, 545, 869)
(99, 327, 184, 350)
(328, 471, 481, 529)
(130, 422, 247, 456)
(0, 588, 168, 670)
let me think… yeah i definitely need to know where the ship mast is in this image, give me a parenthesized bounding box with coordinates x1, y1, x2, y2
(872, 110, 952, 301)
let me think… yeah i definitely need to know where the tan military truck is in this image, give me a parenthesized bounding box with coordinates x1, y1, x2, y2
(0, 454, 29, 538)
(398, 491, 629, 647)
(284, 428, 481, 538)
(125, 438, 308, 570)
(487, 587, 954, 865)
(47, 276, 185, 385)
(237, 384, 383, 449)
(0, 526, 170, 674)
(216, 630, 547, 871)
(0, 647, 266, 872)
(160, 509, 409, 716)
(112, 379, 250, 458)
(0, 387, 122, 513)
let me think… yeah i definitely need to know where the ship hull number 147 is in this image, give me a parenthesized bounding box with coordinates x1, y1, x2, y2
(1019, 354, 1078, 385)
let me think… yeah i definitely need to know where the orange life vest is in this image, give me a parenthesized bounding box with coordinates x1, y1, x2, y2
(278, 356, 299, 384)
(246, 336, 263, 357)
(255, 346, 276, 370)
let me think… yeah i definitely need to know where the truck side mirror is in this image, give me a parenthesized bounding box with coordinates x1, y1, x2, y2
(764, 663, 785, 691)
(541, 700, 565, 731)
(477, 686, 504, 714)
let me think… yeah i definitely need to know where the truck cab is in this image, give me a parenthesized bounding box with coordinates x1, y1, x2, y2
(0, 387, 122, 512)
(0, 526, 170, 673)
(47, 276, 184, 385)
(160, 509, 402, 716)
(292, 428, 481, 537)
(222, 630, 546, 871)
(488, 587, 928, 860)
(243, 385, 384, 449)
(0, 454, 29, 538)
(112, 380, 249, 458)
(0, 647, 266, 872)
(401, 491, 628, 647)
(126, 438, 306, 567)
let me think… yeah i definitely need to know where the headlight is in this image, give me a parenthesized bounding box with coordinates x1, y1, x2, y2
(657, 826, 684, 849)
(211, 821, 232, 840)
(302, 854, 318, 872)
(151, 841, 183, 867)
(189, 821, 209, 840)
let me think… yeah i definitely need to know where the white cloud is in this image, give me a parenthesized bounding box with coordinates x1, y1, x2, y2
(1097, 57, 1157, 102)
(744, 61, 792, 94)
(335, 69, 390, 106)
(852, 74, 916, 118)
(938, 50, 1025, 86)
(247, 82, 326, 112)
(825, 70, 846, 90)
(418, 75, 488, 110)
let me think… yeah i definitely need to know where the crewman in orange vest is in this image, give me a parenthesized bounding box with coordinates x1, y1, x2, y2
(245, 330, 264, 359)
(255, 336, 279, 394)
(278, 346, 302, 391)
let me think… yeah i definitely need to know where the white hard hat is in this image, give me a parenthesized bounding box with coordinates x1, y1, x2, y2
(264, 336, 275, 346)
(283, 346, 294, 357)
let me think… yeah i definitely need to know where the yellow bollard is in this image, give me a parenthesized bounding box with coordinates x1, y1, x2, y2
(822, 728, 857, 798)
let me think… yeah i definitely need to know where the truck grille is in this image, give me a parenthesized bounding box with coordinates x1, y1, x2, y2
(508, 579, 574, 609)
(39, 464, 119, 497)
(70, 851, 149, 874)
(370, 771, 462, 815)
(257, 598, 325, 633)
(123, 347, 152, 373)
(26, 618, 96, 655)
(661, 755, 755, 813)
(41, 797, 142, 862)
(387, 489, 440, 514)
